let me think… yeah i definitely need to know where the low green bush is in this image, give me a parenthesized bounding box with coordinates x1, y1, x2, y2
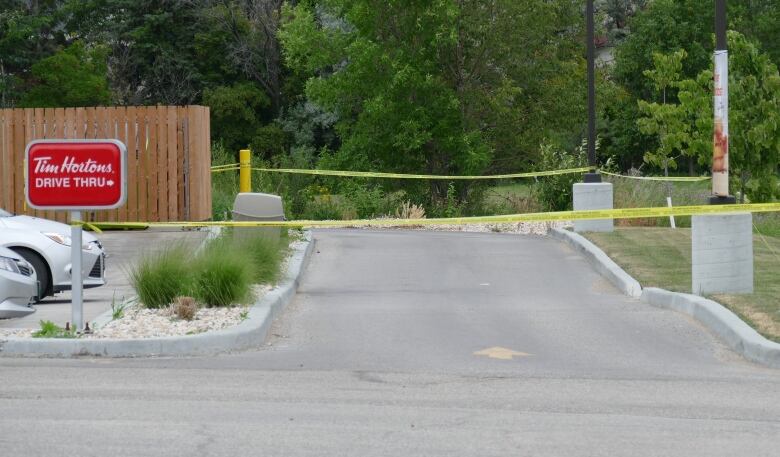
(192, 240, 255, 307)
(130, 245, 192, 309)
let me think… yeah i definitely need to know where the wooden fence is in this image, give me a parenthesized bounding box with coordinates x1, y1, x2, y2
(0, 105, 211, 222)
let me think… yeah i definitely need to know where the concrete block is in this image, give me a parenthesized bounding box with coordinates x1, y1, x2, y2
(573, 182, 614, 233)
(692, 213, 753, 295)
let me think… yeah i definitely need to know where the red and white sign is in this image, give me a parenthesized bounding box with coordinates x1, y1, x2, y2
(25, 140, 127, 210)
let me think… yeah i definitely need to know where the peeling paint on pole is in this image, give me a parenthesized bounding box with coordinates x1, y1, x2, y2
(713, 50, 729, 197)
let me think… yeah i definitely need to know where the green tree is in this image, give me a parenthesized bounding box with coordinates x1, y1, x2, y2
(637, 50, 688, 177)
(640, 33, 780, 202)
(20, 41, 111, 107)
(279, 0, 585, 203)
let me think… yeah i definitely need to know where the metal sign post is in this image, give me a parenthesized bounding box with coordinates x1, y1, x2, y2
(71, 210, 83, 330)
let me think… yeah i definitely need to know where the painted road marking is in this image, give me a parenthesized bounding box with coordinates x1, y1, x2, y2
(473, 347, 532, 360)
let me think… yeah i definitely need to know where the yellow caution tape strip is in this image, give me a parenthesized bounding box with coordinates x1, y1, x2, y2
(248, 166, 592, 180)
(211, 163, 240, 169)
(599, 170, 711, 182)
(75, 203, 780, 231)
(69, 221, 104, 233)
(210, 163, 712, 183)
(211, 167, 241, 174)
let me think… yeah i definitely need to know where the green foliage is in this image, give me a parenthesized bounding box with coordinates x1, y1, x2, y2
(130, 245, 193, 309)
(32, 320, 75, 339)
(192, 239, 255, 308)
(130, 227, 288, 308)
(532, 141, 589, 211)
(20, 41, 111, 107)
(637, 50, 688, 173)
(279, 0, 585, 203)
(639, 33, 780, 202)
(233, 230, 286, 284)
(203, 82, 271, 152)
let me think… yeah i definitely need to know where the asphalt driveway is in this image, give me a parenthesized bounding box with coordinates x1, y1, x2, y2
(1, 229, 778, 456)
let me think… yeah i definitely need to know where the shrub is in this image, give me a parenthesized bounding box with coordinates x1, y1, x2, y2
(192, 240, 255, 307)
(532, 140, 588, 212)
(130, 245, 192, 309)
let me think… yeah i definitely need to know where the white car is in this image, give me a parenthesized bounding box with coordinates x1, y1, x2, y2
(0, 209, 106, 301)
(0, 246, 37, 318)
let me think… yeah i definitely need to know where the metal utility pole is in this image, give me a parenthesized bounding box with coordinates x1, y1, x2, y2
(584, 0, 601, 183)
(711, 0, 735, 203)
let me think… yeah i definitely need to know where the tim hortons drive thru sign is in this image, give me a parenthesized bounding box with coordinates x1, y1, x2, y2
(25, 140, 127, 210)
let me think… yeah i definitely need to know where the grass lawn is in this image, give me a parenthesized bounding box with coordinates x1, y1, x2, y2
(585, 227, 780, 343)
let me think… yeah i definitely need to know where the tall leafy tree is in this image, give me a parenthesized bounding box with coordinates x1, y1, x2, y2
(19, 41, 111, 107)
(280, 0, 585, 202)
(638, 33, 780, 202)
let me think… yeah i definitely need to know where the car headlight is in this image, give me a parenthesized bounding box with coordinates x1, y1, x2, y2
(0, 255, 20, 274)
(43, 232, 72, 246)
(42, 232, 89, 249)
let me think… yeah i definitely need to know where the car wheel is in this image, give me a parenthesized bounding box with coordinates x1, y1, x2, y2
(10, 248, 50, 302)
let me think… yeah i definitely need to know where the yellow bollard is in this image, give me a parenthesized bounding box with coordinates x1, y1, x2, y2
(239, 149, 251, 193)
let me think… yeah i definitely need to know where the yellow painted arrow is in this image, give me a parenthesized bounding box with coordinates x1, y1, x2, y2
(473, 347, 532, 360)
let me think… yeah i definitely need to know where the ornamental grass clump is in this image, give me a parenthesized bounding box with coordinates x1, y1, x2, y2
(234, 230, 286, 284)
(130, 245, 192, 309)
(192, 240, 255, 307)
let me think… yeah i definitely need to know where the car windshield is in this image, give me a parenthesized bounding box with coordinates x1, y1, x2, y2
(0, 208, 12, 217)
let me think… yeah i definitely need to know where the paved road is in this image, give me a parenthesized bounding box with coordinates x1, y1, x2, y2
(1, 229, 779, 456)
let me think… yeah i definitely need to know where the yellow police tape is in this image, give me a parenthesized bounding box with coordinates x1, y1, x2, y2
(599, 170, 710, 182)
(74, 202, 779, 231)
(211, 163, 240, 169)
(211, 166, 241, 174)
(209, 163, 712, 182)
(247, 166, 592, 180)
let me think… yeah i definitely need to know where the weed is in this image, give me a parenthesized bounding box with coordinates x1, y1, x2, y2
(32, 320, 75, 338)
(110, 292, 127, 320)
(394, 201, 426, 219)
(240, 308, 250, 320)
(172, 296, 198, 320)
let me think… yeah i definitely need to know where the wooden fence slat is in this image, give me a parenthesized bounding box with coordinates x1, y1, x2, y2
(137, 108, 148, 222)
(147, 107, 159, 222)
(203, 106, 212, 221)
(177, 106, 187, 220)
(155, 106, 168, 221)
(186, 106, 200, 221)
(1, 112, 13, 211)
(0, 112, 7, 211)
(23, 109, 37, 218)
(167, 106, 178, 220)
(12, 109, 25, 215)
(126, 106, 138, 221)
(112, 107, 127, 222)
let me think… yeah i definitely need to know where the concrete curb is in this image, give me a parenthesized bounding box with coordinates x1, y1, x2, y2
(549, 227, 780, 369)
(0, 231, 314, 358)
(642, 287, 780, 368)
(549, 228, 642, 298)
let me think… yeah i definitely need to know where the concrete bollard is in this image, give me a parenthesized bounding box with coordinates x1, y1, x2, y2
(692, 212, 753, 295)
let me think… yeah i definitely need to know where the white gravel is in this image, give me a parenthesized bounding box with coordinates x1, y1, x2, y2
(354, 220, 572, 235)
(0, 328, 34, 338)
